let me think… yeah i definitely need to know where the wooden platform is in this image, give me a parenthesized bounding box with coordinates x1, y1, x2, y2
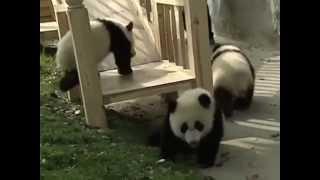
(40, 21, 59, 41)
(100, 60, 195, 103)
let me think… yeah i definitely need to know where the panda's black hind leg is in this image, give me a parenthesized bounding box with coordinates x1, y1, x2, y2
(59, 69, 79, 92)
(234, 84, 254, 110)
(214, 87, 234, 118)
(147, 129, 161, 147)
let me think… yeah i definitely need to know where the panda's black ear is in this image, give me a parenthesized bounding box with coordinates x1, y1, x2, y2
(167, 100, 177, 114)
(126, 22, 134, 31)
(198, 94, 211, 109)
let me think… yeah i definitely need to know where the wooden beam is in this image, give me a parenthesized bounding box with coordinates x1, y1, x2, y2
(150, 0, 161, 54)
(177, 6, 188, 68)
(170, 6, 180, 65)
(164, 5, 174, 62)
(156, 0, 184, 6)
(51, 0, 82, 102)
(157, 4, 167, 59)
(184, 0, 213, 92)
(66, 0, 107, 128)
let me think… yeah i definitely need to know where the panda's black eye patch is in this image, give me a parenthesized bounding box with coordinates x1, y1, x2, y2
(194, 121, 204, 131)
(198, 94, 211, 109)
(181, 123, 188, 133)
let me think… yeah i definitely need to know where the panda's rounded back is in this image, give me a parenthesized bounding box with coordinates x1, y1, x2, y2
(211, 45, 254, 95)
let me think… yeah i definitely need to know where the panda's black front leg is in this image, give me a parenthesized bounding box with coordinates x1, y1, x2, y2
(160, 144, 177, 162)
(197, 140, 221, 168)
(197, 109, 223, 169)
(159, 126, 179, 162)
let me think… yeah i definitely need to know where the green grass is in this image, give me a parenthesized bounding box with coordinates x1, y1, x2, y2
(40, 54, 204, 180)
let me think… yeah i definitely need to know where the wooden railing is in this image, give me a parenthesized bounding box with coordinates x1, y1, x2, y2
(150, 0, 213, 91)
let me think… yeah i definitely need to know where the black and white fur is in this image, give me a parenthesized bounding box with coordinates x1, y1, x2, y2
(211, 44, 255, 118)
(148, 88, 224, 168)
(55, 18, 136, 92)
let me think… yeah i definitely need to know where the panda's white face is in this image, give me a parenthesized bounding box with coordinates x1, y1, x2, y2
(169, 88, 215, 148)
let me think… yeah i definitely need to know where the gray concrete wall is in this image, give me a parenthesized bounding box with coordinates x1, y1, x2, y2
(208, 0, 280, 48)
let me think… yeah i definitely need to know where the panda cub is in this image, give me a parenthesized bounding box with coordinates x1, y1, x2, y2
(55, 18, 136, 92)
(211, 44, 255, 118)
(148, 88, 224, 168)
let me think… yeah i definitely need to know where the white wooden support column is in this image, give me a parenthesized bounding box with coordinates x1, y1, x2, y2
(65, 0, 107, 128)
(184, 0, 213, 93)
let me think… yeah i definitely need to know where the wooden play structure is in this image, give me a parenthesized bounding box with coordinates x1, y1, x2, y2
(49, 0, 213, 128)
(40, 0, 70, 41)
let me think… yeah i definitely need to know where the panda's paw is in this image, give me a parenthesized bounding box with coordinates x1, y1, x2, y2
(160, 152, 176, 162)
(214, 160, 224, 167)
(156, 158, 166, 164)
(198, 161, 215, 169)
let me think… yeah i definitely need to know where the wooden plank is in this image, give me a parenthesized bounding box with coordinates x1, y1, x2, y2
(40, 0, 55, 22)
(55, 11, 69, 38)
(51, 0, 64, 5)
(145, 0, 152, 21)
(40, 7, 52, 17)
(40, 16, 54, 23)
(104, 80, 193, 103)
(40, 21, 58, 32)
(156, 0, 184, 6)
(184, 0, 213, 92)
(100, 61, 195, 97)
(40, 0, 50, 8)
(157, 4, 167, 59)
(66, 1, 107, 128)
(164, 5, 174, 62)
(170, 6, 180, 65)
(177, 6, 188, 68)
(40, 29, 59, 41)
(150, 0, 161, 54)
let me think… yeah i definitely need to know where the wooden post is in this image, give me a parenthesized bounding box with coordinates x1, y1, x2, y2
(184, 0, 213, 93)
(53, 2, 69, 39)
(65, 0, 107, 128)
(150, 0, 162, 56)
(52, 0, 81, 102)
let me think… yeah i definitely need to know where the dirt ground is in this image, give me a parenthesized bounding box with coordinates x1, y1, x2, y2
(105, 35, 280, 180)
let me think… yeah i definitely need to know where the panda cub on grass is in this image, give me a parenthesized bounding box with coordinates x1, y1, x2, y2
(55, 18, 136, 92)
(148, 88, 224, 168)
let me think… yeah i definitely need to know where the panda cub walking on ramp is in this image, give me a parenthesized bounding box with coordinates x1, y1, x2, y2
(211, 44, 256, 118)
(55, 18, 136, 92)
(148, 88, 224, 168)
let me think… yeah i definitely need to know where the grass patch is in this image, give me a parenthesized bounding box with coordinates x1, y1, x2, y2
(40, 54, 203, 180)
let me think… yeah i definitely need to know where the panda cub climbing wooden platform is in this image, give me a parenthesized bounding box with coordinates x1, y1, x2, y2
(64, 0, 213, 128)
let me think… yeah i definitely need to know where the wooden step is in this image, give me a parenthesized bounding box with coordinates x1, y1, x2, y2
(40, 21, 59, 41)
(40, 21, 58, 32)
(100, 60, 195, 103)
